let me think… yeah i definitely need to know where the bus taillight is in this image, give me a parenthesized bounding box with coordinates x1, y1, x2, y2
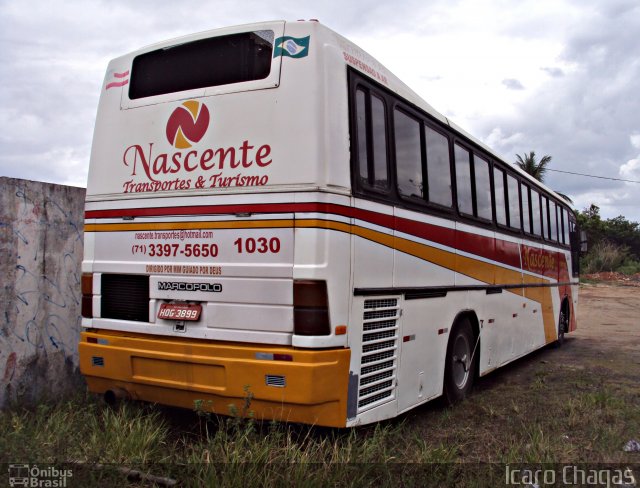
(81, 273, 93, 318)
(293, 280, 330, 336)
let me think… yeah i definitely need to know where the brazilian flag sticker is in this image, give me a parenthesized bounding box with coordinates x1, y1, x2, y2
(273, 36, 311, 59)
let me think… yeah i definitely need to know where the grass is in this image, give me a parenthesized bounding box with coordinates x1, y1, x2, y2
(1, 343, 639, 487)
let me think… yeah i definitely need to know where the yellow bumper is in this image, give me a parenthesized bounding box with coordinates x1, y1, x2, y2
(79, 330, 350, 427)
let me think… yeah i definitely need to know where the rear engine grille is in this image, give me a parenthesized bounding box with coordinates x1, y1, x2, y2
(361, 360, 394, 376)
(358, 298, 399, 411)
(360, 370, 393, 386)
(364, 299, 398, 309)
(101, 274, 149, 322)
(364, 319, 396, 332)
(363, 309, 397, 320)
(362, 339, 396, 353)
(361, 350, 395, 364)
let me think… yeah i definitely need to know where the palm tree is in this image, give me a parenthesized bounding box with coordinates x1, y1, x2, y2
(515, 151, 551, 182)
(515, 151, 573, 204)
(554, 191, 573, 205)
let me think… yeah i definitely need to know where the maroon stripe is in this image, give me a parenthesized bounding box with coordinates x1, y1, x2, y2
(395, 215, 456, 249)
(495, 238, 521, 270)
(84, 202, 522, 270)
(85, 203, 296, 219)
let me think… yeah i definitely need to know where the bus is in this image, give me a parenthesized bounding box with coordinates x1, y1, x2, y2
(80, 20, 580, 428)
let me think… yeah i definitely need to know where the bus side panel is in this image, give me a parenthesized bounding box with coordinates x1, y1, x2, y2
(291, 191, 352, 349)
(351, 198, 394, 290)
(392, 209, 455, 411)
(395, 292, 455, 413)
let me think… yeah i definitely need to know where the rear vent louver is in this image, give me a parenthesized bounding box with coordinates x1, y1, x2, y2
(101, 274, 150, 322)
(265, 375, 286, 387)
(358, 298, 399, 412)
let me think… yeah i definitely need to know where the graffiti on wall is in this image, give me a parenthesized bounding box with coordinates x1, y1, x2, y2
(0, 177, 85, 408)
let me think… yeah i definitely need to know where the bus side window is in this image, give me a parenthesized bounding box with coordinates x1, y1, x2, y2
(425, 126, 452, 207)
(494, 167, 507, 226)
(550, 201, 558, 242)
(370, 94, 389, 191)
(355, 88, 369, 186)
(394, 108, 423, 200)
(473, 155, 492, 221)
(530, 189, 542, 236)
(521, 184, 531, 233)
(541, 196, 549, 240)
(569, 215, 580, 276)
(562, 208, 571, 245)
(455, 144, 473, 215)
(355, 88, 389, 192)
(506, 174, 521, 230)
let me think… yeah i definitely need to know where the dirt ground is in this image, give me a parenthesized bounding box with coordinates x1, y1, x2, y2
(573, 283, 640, 353)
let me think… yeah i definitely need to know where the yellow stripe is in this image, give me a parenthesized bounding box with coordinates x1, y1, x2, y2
(87, 217, 557, 342)
(303, 219, 555, 342)
(295, 219, 352, 233)
(523, 274, 557, 343)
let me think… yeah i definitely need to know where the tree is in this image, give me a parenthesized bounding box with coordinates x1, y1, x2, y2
(577, 204, 606, 245)
(515, 151, 551, 182)
(514, 150, 573, 203)
(554, 191, 574, 205)
(577, 204, 640, 273)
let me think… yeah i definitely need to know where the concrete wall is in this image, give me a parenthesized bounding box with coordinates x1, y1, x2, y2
(1, 177, 85, 408)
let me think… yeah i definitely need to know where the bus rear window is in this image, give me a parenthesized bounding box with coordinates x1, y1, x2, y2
(129, 30, 274, 99)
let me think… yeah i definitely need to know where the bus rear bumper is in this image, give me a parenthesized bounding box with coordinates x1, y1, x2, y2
(79, 330, 350, 427)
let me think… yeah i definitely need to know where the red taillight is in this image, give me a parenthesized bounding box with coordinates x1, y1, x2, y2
(81, 273, 93, 318)
(293, 280, 330, 336)
(81, 273, 92, 295)
(273, 354, 293, 361)
(255, 352, 293, 361)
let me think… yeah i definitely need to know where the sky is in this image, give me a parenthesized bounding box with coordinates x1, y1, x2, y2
(1, 0, 639, 221)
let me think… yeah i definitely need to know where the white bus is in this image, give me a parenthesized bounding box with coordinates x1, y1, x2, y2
(80, 20, 580, 427)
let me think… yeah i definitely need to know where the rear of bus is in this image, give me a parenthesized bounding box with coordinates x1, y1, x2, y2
(80, 21, 354, 427)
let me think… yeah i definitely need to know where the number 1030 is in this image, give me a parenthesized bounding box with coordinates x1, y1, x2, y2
(233, 237, 281, 254)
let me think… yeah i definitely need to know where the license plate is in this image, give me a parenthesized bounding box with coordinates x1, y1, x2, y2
(158, 303, 202, 321)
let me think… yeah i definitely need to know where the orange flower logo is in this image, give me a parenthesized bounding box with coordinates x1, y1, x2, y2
(165, 100, 210, 149)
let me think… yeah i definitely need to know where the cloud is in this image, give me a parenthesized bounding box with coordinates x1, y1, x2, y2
(485, 128, 525, 156)
(470, 1, 640, 219)
(502, 79, 525, 90)
(1, 0, 640, 222)
(541, 67, 564, 77)
(620, 156, 640, 180)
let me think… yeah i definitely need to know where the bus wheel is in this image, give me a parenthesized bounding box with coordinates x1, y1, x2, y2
(554, 303, 568, 348)
(443, 318, 476, 405)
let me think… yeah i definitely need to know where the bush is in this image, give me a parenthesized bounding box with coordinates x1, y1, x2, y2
(581, 241, 629, 274)
(617, 258, 640, 276)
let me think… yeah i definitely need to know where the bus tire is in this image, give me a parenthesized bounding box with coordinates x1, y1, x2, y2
(554, 301, 569, 348)
(442, 317, 476, 405)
